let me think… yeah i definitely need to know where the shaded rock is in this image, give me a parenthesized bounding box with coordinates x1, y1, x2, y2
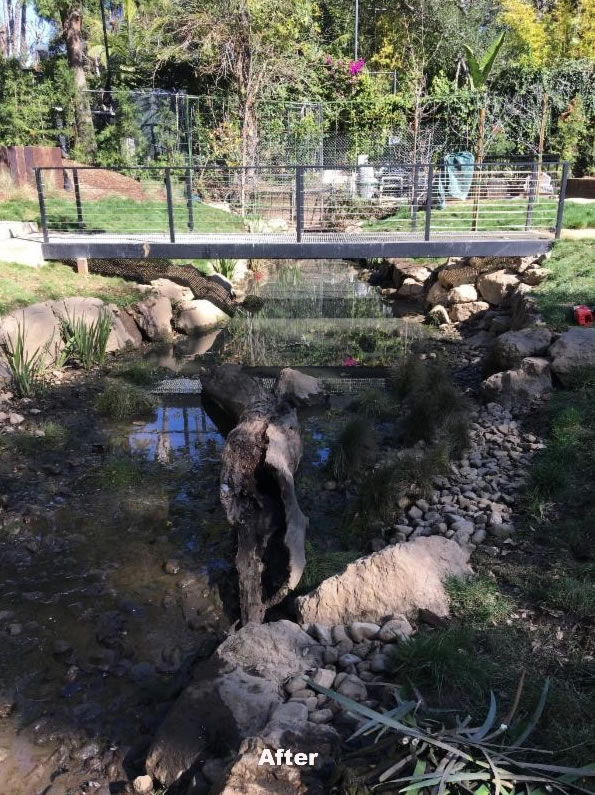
(448, 301, 489, 323)
(448, 284, 478, 304)
(425, 282, 449, 308)
(398, 278, 424, 299)
(392, 263, 431, 287)
(275, 368, 328, 408)
(133, 296, 173, 340)
(521, 266, 550, 286)
(506, 283, 542, 330)
(378, 616, 413, 642)
(335, 673, 367, 701)
(348, 622, 380, 642)
(481, 357, 552, 409)
(0, 302, 63, 365)
(295, 537, 472, 625)
(174, 299, 229, 335)
(490, 327, 552, 371)
(428, 305, 451, 325)
(149, 278, 194, 304)
(114, 306, 143, 348)
(146, 621, 319, 787)
(549, 328, 595, 386)
(477, 271, 520, 306)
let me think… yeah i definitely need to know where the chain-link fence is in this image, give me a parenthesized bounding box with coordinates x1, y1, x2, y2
(84, 86, 563, 171)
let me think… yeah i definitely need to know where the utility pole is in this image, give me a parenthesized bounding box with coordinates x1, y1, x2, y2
(354, 0, 359, 60)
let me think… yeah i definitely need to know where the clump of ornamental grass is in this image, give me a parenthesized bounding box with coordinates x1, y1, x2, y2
(328, 417, 375, 481)
(96, 382, 156, 420)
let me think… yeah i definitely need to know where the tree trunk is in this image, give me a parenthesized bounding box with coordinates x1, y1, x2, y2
(19, 0, 26, 64)
(63, 8, 96, 157)
(6, 0, 15, 56)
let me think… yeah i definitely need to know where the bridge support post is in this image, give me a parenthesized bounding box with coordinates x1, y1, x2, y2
(525, 161, 539, 231)
(411, 163, 419, 231)
(76, 257, 89, 277)
(296, 166, 305, 243)
(185, 168, 194, 233)
(555, 162, 569, 239)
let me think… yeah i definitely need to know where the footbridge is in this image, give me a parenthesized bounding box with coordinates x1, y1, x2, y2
(34, 161, 568, 261)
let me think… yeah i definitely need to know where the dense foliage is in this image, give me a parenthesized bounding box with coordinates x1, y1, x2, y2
(0, 0, 594, 172)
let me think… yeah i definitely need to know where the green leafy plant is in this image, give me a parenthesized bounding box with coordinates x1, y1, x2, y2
(212, 258, 237, 279)
(310, 676, 595, 794)
(96, 382, 156, 420)
(0, 321, 47, 397)
(61, 309, 113, 370)
(463, 33, 506, 90)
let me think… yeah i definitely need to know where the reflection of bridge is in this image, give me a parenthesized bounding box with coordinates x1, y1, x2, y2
(34, 161, 568, 260)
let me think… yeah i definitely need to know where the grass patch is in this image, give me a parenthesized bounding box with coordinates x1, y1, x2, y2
(96, 382, 156, 420)
(328, 417, 375, 481)
(0, 261, 144, 315)
(300, 541, 358, 591)
(348, 387, 395, 420)
(93, 453, 149, 488)
(533, 240, 595, 329)
(528, 572, 595, 619)
(446, 575, 513, 626)
(0, 194, 245, 236)
(113, 359, 160, 386)
(9, 421, 69, 453)
(563, 199, 595, 230)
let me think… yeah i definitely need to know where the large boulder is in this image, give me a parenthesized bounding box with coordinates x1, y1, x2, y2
(149, 278, 194, 304)
(107, 304, 142, 350)
(448, 301, 489, 323)
(448, 284, 478, 304)
(174, 299, 229, 334)
(397, 278, 424, 299)
(0, 302, 63, 365)
(391, 262, 431, 288)
(481, 357, 552, 409)
(275, 368, 328, 408)
(146, 621, 320, 787)
(425, 281, 449, 308)
(295, 537, 472, 625)
(549, 327, 595, 386)
(131, 296, 173, 341)
(476, 271, 520, 306)
(490, 327, 552, 371)
(505, 283, 542, 330)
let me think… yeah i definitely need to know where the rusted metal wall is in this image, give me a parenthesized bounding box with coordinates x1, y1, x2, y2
(567, 178, 595, 200)
(0, 146, 63, 187)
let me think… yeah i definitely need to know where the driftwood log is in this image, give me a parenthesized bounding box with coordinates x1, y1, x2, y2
(201, 365, 307, 624)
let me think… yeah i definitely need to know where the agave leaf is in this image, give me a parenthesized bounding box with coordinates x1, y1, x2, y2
(348, 701, 417, 742)
(511, 679, 551, 748)
(469, 692, 497, 741)
(378, 752, 417, 784)
(398, 772, 492, 792)
(307, 681, 474, 762)
(560, 763, 595, 784)
(481, 748, 502, 795)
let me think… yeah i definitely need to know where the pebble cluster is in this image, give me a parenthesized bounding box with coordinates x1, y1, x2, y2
(372, 400, 544, 554)
(284, 617, 413, 726)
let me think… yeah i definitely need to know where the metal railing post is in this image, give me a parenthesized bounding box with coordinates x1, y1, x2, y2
(554, 162, 569, 239)
(411, 163, 419, 231)
(296, 165, 305, 242)
(185, 168, 194, 233)
(164, 167, 176, 243)
(34, 168, 49, 243)
(73, 168, 84, 232)
(525, 161, 539, 231)
(424, 163, 433, 242)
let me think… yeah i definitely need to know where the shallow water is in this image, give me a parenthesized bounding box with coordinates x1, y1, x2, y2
(0, 259, 423, 792)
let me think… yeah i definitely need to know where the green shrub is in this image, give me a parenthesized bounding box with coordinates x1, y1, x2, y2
(61, 309, 113, 370)
(328, 417, 375, 481)
(212, 258, 237, 279)
(348, 387, 394, 420)
(446, 575, 513, 626)
(0, 321, 47, 397)
(96, 382, 156, 420)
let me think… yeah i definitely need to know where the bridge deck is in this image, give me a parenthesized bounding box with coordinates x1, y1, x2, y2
(40, 230, 554, 260)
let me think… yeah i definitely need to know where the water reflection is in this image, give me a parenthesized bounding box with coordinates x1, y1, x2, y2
(129, 403, 224, 464)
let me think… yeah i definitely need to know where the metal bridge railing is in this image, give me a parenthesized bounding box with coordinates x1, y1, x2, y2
(34, 161, 569, 244)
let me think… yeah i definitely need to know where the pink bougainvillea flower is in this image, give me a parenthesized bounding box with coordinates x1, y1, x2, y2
(349, 58, 365, 75)
(324, 54, 333, 65)
(343, 355, 359, 367)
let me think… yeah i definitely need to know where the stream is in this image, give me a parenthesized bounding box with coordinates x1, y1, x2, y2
(0, 259, 425, 793)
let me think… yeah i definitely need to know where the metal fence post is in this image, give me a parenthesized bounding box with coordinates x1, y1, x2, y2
(424, 163, 433, 242)
(411, 163, 419, 231)
(164, 167, 176, 243)
(185, 168, 194, 233)
(296, 165, 305, 242)
(554, 161, 569, 239)
(525, 161, 539, 231)
(73, 168, 84, 232)
(34, 168, 49, 243)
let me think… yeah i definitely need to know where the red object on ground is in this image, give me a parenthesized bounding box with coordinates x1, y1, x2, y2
(574, 305, 594, 326)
